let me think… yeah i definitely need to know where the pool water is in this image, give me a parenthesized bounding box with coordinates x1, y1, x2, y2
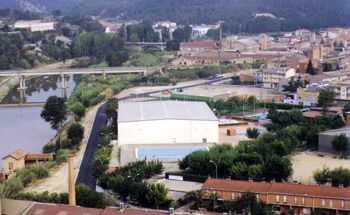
(136, 146, 209, 159)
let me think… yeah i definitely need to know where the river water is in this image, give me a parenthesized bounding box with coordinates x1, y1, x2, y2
(0, 75, 77, 168)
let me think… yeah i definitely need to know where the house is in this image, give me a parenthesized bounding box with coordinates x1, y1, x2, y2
(296, 84, 325, 107)
(223, 34, 271, 52)
(261, 67, 296, 89)
(2, 149, 53, 176)
(172, 52, 251, 66)
(286, 54, 309, 73)
(14, 20, 54, 32)
(318, 127, 350, 156)
(307, 45, 324, 67)
(191, 24, 220, 37)
(118, 101, 219, 145)
(202, 178, 350, 214)
(179, 39, 217, 53)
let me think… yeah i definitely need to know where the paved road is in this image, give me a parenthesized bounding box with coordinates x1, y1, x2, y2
(76, 75, 255, 189)
(76, 104, 107, 189)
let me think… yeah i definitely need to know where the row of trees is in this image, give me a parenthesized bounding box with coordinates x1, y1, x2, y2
(313, 167, 350, 187)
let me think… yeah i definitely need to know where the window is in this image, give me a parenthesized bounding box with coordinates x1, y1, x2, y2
(283, 196, 287, 203)
(341, 200, 345, 208)
(231, 193, 235, 200)
(294, 197, 298, 204)
(8, 162, 13, 170)
(276, 195, 280, 203)
(301, 197, 305, 205)
(330, 200, 333, 208)
(202, 138, 207, 143)
(322, 199, 325, 206)
(256, 194, 260, 200)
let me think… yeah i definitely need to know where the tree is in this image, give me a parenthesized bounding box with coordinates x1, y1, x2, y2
(282, 76, 304, 92)
(332, 133, 349, 158)
(263, 155, 292, 182)
(41, 96, 67, 130)
(306, 60, 316, 75)
(75, 184, 107, 208)
(318, 89, 336, 115)
(313, 167, 331, 185)
(146, 183, 168, 209)
(184, 190, 203, 209)
(71, 103, 86, 120)
(67, 123, 84, 147)
(246, 127, 260, 139)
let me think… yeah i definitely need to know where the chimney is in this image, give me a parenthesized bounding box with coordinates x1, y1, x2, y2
(68, 154, 76, 206)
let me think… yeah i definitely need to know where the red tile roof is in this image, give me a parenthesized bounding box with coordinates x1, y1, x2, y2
(202, 179, 350, 200)
(101, 208, 168, 215)
(2, 149, 28, 160)
(180, 40, 217, 50)
(25, 153, 53, 161)
(24, 203, 103, 215)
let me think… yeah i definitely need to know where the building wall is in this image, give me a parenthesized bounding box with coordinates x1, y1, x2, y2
(203, 189, 350, 213)
(1, 199, 33, 215)
(118, 119, 219, 145)
(318, 133, 350, 155)
(296, 88, 319, 106)
(2, 157, 25, 174)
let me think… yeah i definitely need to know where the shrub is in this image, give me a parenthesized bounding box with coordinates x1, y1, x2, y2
(71, 103, 86, 120)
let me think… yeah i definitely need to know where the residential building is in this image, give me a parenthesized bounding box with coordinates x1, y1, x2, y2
(179, 39, 217, 53)
(14, 20, 54, 32)
(223, 34, 271, 52)
(202, 178, 350, 214)
(296, 84, 324, 106)
(286, 54, 309, 73)
(192, 24, 220, 37)
(2, 149, 53, 176)
(319, 127, 350, 156)
(307, 45, 324, 67)
(118, 101, 219, 145)
(261, 67, 296, 89)
(328, 82, 350, 101)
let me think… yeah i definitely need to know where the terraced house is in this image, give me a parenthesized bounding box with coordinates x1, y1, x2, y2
(202, 178, 350, 215)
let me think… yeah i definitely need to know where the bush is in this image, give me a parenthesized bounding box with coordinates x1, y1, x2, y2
(76, 184, 109, 208)
(42, 143, 56, 153)
(3, 177, 23, 197)
(67, 123, 84, 140)
(71, 103, 86, 120)
(54, 150, 68, 165)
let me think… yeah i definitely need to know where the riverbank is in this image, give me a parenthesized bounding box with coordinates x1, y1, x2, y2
(0, 77, 19, 103)
(25, 104, 100, 193)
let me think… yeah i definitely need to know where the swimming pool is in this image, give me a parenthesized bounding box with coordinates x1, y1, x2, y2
(136, 146, 209, 159)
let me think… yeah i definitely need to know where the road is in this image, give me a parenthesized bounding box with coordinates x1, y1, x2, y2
(76, 104, 107, 189)
(76, 75, 245, 189)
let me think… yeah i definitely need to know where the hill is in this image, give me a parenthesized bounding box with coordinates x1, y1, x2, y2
(1, 0, 350, 33)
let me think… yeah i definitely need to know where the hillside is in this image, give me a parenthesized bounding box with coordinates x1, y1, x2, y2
(1, 0, 350, 33)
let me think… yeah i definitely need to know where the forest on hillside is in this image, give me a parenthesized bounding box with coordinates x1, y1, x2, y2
(1, 0, 350, 33)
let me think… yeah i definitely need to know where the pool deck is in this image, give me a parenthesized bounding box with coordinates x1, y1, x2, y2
(118, 143, 214, 166)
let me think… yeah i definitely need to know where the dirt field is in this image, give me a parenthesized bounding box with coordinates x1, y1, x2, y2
(219, 123, 265, 145)
(291, 152, 350, 184)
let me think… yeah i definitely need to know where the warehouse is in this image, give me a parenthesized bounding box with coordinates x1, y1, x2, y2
(318, 127, 350, 156)
(118, 101, 219, 146)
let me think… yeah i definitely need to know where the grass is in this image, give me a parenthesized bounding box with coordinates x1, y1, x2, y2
(124, 51, 162, 67)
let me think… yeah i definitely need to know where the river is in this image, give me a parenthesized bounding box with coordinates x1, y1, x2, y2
(0, 75, 77, 168)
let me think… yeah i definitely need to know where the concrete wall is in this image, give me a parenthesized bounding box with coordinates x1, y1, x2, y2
(118, 119, 219, 145)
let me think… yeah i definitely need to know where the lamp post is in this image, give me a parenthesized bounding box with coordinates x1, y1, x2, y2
(209, 160, 218, 179)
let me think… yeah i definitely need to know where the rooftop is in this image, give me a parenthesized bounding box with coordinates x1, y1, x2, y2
(118, 101, 218, 123)
(202, 178, 350, 200)
(180, 40, 217, 50)
(2, 149, 28, 160)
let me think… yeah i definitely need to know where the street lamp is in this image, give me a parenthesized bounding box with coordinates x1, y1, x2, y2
(209, 160, 218, 179)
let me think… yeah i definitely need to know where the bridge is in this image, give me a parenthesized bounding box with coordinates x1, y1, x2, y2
(0, 67, 155, 91)
(0, 102, 45, 108)
(125, 42, 166, 51)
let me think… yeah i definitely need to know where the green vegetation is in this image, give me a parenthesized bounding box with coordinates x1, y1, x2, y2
(207, 96, 258, 115)
(313, 167, 350, 187)
(318, 89, 336, 115)
(170, 94, 213, 103)
(73, 0, 350, 34)
(2, 162, 53, 197)
(282, 76, 306, 93)
(10, 184, 110, 208)
(61, 15, 104, 32)
(307, 60, 316, 75)
(0, 34, 36, 70)
(331, 133, 349, 158)
(41, 96, 67, 130)
(125, 52, 161, 67)
(72, 32, 129, 67)
(246, 127, 260, 139)
(67, 123, 85, 147)
(119, 22, 159, 42)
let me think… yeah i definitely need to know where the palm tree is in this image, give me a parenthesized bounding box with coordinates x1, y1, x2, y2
(185, 190, 203, 209)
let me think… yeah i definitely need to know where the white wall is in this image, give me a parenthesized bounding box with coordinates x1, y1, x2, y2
(118, 119, 219, 145)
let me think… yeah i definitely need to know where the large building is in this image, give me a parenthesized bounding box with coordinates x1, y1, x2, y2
(14, 20, 54, 32)
(261, 67, 296, 90)
(202, 178, 350, 215)
(118, 101, 219, 145)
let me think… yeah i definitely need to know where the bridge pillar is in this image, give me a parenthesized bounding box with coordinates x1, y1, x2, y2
(60, 74, 68, 99)
(138, 44, 142, 51)
(17, 75, 27, 90)
(102, 70, 107, 79)
(160, 43, 164, 52)
(19, 89, 26, 103)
